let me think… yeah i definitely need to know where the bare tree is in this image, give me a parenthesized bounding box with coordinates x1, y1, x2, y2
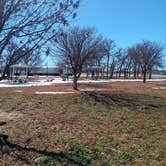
(104, 39, 115, 79)
(128, 41, 164, 83)
(128, 50, 141, 79)
(56, 62, 65, 76)
(1, 40, 42, 77)
(54, 27, 107, 90)
(0, 0, 80, 79)
(109, 58, 116, 78)
(18, 48, 42, 67)
(116, 49, 127, 78)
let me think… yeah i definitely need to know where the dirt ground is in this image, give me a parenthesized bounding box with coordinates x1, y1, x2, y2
(0, 81, 166, 165)
(1, 81, 165, 94)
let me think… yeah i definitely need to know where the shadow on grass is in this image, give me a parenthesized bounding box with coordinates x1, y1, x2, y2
(0, 134, 84, 166)
(84, 91, 111, 108)
(84, 91, 165, 110)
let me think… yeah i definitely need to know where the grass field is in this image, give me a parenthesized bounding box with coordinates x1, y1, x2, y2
(0, 82, 166, 165)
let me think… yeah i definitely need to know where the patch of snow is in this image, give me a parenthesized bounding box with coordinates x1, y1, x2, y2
(15, 90, 23, 93)
(80, 88, 104, 91)
(0, 78, 166, 88)
(152, 87, 159, 90)
(160, 87, 166, 90)
(152, 87, 166, 90)
(35, 91, 75, 94)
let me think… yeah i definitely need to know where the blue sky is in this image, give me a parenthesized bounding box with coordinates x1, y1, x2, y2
(73, 0, 166, 48)
(48, 0, 166, 67)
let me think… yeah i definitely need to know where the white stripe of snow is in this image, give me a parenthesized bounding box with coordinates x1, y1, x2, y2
(152, 87, 166, 90)
(0, 79, 166, 88)
(35, 92, 75, 94)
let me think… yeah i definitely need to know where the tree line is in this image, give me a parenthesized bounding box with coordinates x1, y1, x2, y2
(54, 27, 165, 89)
(0, 1, 165, 90)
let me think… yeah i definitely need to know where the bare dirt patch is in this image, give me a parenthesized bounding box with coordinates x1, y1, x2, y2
(0, 109, 23, 121)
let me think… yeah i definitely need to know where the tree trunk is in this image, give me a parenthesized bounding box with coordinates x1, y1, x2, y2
(119, 69, 121, 78)
(149, 72, 152, 79)
(86, 70, 89, 79)
(73, 75, 78, 90)
(106, 54, 110, 79)
(149, 67, 152, 79)
(129, 71, 131, 78)
(115, 71, 118, 79)
(0, 64, 10, 80)
(143, 65, 147, 83)
(143, 71, 146, 83)
(137, 65, 141, 79)
(124, 69, 127, 79)
(109, 61, 115, 79)
(119, 64, 123, 78)
(91, 70, 95, 80)
(110, 69, 114, 79)
(134, 69, 137, 79)
(134, 65, 138, 79)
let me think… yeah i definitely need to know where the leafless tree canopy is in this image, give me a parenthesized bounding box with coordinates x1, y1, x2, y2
(128, 41, 164, 83)
(0, 0, 80, 78)
(54, 27, 107, 90)
(103, 39, 115, 79)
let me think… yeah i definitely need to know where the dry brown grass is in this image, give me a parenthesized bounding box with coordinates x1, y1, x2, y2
(0, 81, 166, 165)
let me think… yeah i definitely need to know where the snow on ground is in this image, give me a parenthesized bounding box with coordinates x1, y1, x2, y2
(0, 78, 166, 88)
(152, 87, 166, 90)
(34, 88, 108, 94)
(35, 91, 75, 94)
(15, 90, 23, 93)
